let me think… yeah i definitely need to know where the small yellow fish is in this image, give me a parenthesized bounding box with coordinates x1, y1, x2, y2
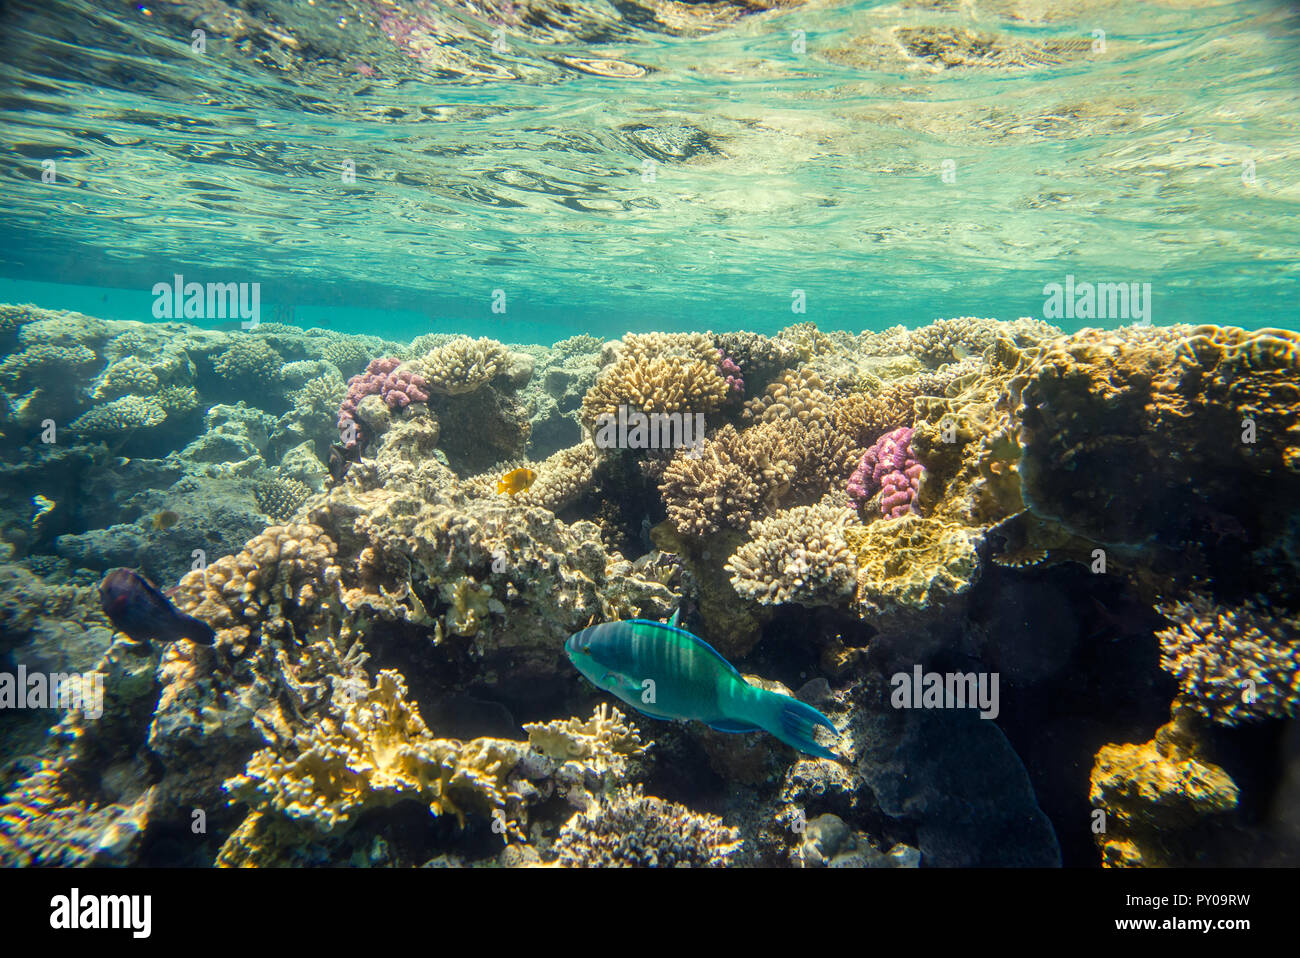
(497, 467, 537, 496)
(151, 510, 180, 530)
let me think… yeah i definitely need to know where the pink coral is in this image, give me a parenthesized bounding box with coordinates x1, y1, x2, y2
(337, 357, 429, 447)
(717, 349, 744, 394)
(847, 426, 923, 518)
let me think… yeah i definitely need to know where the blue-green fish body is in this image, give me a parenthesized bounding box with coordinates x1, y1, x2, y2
(565, 618, 839, 760)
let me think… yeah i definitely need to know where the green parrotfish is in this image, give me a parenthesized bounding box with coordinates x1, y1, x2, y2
(564, 613, 840, 760)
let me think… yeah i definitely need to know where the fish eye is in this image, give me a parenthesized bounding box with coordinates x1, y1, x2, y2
(582, 645, 591, 655)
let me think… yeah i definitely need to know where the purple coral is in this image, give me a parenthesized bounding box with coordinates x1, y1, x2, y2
(847, 426, 923, 518)
(337, 357, 430, 447)
(717, 349, 744, 394)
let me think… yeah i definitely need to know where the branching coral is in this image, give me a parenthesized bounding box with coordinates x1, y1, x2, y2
(417, 336, 510, 395)
(1156, 594, 1300, 725)
(555, 784, 742, 867)
(742, 368, 836, 425)
(70, 395, 168, 434)
(175, 522, 343, 651)
(659, 424, 794, 537)
(725, 497, 857, 607)
(580, 332, 728, 432)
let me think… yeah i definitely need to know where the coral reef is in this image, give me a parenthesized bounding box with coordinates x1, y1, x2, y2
(4, 304, 1298, 870)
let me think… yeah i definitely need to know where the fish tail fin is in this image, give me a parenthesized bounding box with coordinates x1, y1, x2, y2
(755, 690, 840, 761)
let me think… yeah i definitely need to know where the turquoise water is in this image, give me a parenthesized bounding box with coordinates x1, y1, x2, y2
(2, 0, 1298, 339)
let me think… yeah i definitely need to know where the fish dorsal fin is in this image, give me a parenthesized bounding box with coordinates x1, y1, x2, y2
(627, 619, 748, 684)
(668, 607, 681, 628)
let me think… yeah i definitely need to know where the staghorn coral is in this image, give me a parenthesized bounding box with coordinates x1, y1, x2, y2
(725, 496, 857, 608)
(417, 336, 510, 395)
(254, 477, 312, 522)
(848, 426, 923, 518)
(555, 783, 742, 867)
(580, 332, 728, 432)
(1156, 594, 1300, 725)
(846, 514, 981, 628)
(1089, 712, 1240, 868)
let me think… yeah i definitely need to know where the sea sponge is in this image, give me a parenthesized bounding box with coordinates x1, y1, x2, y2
(580, 332, 728, 432)
(418, 336, 510, 395)
(846, 514, 981, 622)
(1156, 594, 1300, 725)
(69, 395, 167, 435)
(555, 784, 742, 867)
(725, 496, 858, 607)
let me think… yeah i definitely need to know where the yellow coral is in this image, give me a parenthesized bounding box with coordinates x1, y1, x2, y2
(846, 514, 981, 617)
(1089, 712, 1239, 867)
